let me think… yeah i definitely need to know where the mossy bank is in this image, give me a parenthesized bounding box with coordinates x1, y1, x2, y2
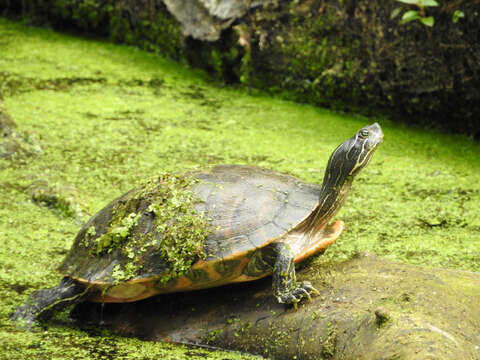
(0, 18, 479, 359)
(1, 0, 479, 136)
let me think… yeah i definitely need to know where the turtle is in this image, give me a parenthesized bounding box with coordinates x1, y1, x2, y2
(11, 123, 383, 326)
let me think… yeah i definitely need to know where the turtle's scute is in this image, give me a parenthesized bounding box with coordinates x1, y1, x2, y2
(195, 165, 320, 259)
(59, 165, 320, 288)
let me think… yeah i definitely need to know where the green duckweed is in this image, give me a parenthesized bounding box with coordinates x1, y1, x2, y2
(81, 174, 210, 283)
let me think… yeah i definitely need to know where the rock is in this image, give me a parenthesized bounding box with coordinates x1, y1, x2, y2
(163, 0, 274, 41)
(0, 100, 40, 162)
(72, 254, 480, 359)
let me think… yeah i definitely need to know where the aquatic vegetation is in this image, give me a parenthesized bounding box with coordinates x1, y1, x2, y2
(0, 17, 479, 360)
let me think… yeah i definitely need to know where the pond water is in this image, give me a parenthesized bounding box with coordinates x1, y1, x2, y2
(0, 17, 479, 360)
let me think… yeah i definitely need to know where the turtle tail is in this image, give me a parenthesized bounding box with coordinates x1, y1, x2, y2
(10, 277, 91, 328)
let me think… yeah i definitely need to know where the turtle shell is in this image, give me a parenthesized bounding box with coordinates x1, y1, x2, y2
(58, 165, 324, 301)
(193, 165, 321, 259)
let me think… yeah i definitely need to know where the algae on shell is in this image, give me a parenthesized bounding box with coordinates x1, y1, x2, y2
(67, 174, 212, 284)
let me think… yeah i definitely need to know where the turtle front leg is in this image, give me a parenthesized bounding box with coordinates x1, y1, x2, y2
(271, 242, 320, 308)
(10, 277, 91, 328)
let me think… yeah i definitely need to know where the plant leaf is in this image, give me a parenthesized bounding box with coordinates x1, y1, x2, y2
(420, 16, 435, 26)
(391, 7, 403, 19)
(395, 0, 419, 4)
(420, 0, 439, 7)
(401, 10, 421, 23)
(452, 10, 465, 23)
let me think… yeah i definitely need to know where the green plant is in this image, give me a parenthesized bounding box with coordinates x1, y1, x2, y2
(392, 0, 465, 27)
(391, 0, 439, 27)
(452, 9, 465, 23)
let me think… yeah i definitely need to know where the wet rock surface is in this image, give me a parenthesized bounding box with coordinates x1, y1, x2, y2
(163, 0, 274, 41)
(73, 254, 480, 360)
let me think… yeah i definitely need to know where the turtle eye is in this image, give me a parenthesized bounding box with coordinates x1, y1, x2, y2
(359, 129, 370, 138)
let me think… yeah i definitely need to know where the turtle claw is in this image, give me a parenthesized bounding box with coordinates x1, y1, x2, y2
(301, 281, 320, 296)
(277, 281, 320, 307)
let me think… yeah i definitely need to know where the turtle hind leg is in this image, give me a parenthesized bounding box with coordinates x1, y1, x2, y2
(271, 242, 320, 308)
(10, 277, 91, 328)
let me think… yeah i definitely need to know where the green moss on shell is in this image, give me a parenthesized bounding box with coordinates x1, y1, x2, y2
(141, 174, 211, 284)
(83, 173, 210, 284)
(92, 212, 141, 256)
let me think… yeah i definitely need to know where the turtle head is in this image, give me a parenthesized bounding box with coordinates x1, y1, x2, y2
(322, 123, 383, 191)
(306, 123, 382, 233)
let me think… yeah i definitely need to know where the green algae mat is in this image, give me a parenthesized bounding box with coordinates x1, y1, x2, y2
(0, 17, 479, 360)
